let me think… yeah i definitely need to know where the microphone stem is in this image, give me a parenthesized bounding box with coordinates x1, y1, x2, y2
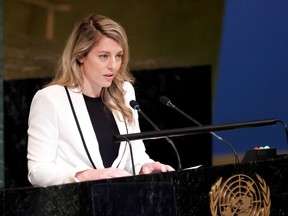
(138, 109, 160, 130)
(173, 106, 202, 126)
(275, 120, 288, 148)
(138, 109, 182, 171)
(173, 105, 240, 164)
(210, 132, 240, 164)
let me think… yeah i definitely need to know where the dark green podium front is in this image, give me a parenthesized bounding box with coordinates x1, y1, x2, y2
(1, 158, 288, 215)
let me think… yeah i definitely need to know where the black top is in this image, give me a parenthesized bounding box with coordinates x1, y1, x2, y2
(83, 95, 120, 168)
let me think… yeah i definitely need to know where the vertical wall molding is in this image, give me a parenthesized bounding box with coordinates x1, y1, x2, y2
(0, 0, 4, 187)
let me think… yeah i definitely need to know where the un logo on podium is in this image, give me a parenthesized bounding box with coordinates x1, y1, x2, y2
(210, 174, 271, 216)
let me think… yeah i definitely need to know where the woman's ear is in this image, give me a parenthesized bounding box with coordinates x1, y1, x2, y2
(77, 56, 84, 64)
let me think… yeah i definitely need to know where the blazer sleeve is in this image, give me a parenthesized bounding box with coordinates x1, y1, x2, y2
(27, 88, 88, 186)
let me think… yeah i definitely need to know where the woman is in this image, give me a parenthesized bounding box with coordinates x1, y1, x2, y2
(27, 14, 174, 187)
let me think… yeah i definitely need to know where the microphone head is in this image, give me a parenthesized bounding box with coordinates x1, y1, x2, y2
(159, 96, 171, 106)
(129, 100, 140, 110)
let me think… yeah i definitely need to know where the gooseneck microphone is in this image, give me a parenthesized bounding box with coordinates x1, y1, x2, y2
(130, 100, 182, 171)
(159, 96, 240, 164)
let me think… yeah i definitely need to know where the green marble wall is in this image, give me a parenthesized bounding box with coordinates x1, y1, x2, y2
(0, 0, 3, 187)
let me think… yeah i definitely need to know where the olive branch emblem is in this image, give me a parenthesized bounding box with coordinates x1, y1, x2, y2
(209, 174, 271, 216)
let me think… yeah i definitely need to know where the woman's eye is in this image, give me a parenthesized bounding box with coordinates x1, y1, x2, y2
(116, 54, 123, 60)
(99, 54, 108, 59)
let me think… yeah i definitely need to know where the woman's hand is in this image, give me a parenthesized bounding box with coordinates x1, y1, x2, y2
(75, 162, 174, 182)
(139, 162, 175, 175)
(75, 168, 132, 182)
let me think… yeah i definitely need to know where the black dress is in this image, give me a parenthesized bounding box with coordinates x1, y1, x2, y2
(83, 95, 120, 168)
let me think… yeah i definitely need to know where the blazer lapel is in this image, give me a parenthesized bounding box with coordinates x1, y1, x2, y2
(112, 111, 130, 168)
(67, 88, 104, 169)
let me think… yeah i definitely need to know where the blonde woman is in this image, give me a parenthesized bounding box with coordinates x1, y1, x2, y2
(27, 14, 174, 187)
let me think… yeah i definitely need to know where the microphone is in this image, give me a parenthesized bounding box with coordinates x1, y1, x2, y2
(129, 100, 182, 171)
(159, 96, 240, 164)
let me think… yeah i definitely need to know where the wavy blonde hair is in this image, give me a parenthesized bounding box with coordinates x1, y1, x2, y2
(47, 14, 135, 124)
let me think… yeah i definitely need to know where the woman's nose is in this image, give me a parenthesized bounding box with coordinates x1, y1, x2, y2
(108, 58, 119, 70)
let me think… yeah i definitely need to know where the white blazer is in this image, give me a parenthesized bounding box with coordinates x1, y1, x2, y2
(27, 82, 153, 187)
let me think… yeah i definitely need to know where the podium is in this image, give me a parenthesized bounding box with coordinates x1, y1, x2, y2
(1, 157, 288, 215)
(2, 120, 288, 215)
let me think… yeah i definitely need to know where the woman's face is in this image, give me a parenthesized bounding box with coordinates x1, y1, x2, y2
(80, 35, 123, 97)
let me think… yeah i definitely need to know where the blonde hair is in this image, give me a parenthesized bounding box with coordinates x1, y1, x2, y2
(48, 14, 135, 124)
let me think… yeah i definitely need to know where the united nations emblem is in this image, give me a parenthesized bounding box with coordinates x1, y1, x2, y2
(209, 174, 271, 216)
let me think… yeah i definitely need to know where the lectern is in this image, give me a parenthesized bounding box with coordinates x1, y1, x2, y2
(1, 121, 288, 215)
(1, 158, 288, 215)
